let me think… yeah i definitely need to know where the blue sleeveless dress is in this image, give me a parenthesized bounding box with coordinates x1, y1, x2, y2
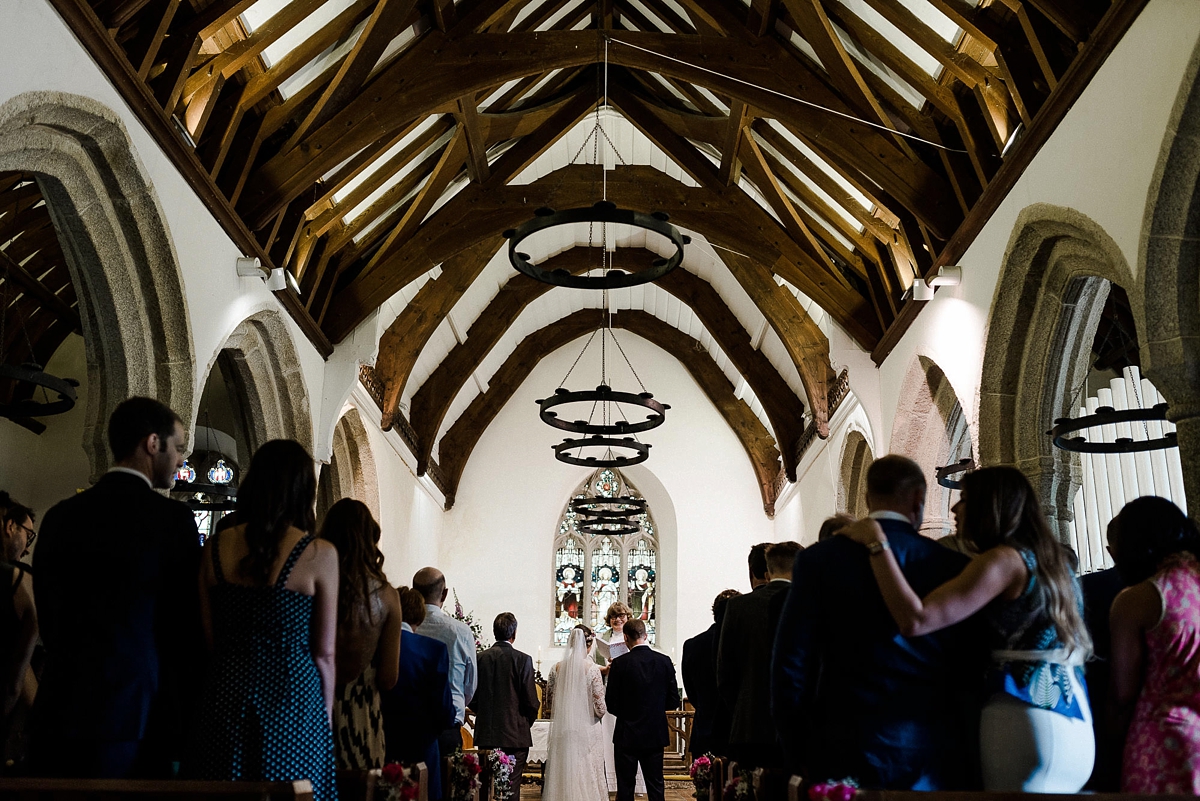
(192, 532, 337, 801)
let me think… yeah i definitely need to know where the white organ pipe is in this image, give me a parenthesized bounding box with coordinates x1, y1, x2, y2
(1109, 375, 1142, 502)
(1143, 378, 1173, 504)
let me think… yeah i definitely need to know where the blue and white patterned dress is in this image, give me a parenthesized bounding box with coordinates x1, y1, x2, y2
(191, 532, 337, 801)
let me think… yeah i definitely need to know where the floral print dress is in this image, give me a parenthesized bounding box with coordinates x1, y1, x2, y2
(1123, 552, 1200, 794)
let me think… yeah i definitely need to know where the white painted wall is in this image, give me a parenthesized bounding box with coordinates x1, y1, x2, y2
(873, 0, 1200, 452)
(0, 335, 91, 522)
(776, 0, 1200, 535)
(440, 332, 775, 666)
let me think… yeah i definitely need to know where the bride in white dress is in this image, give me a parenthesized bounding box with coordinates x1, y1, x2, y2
(543, 627, 607, 801)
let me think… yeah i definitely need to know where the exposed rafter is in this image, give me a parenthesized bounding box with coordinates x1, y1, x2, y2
(436, 308, 784, 511)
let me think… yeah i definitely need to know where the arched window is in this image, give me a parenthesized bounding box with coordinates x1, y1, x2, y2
(552, 469, 659, 645)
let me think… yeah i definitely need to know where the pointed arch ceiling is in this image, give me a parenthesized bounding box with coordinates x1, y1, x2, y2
(50, 0, 1142, 508)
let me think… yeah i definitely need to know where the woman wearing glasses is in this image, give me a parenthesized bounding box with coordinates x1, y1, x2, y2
(0, 494, 38, 765)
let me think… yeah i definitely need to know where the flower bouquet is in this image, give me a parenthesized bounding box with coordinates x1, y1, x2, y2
(690, 753, 717, 801)
(722, 767, 752, 801)
(446, 750, 483, 801)
(379, 763, 421, 801)
(488, 749, 517, 801)
(452, 590, 488, 654)
(807, 779, 859, 801)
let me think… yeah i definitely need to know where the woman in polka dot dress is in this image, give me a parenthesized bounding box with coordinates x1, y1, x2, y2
(1110, 496, 1200, 794)
(190, 440, 339, 801)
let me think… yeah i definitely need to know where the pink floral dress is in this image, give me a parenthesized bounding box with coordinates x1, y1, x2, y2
(1123, 552, 1200, 794)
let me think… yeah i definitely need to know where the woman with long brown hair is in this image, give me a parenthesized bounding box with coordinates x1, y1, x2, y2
(319, 498, 401, 769)
(190, 440, 339, 801)
(840, 465, 1094, 791)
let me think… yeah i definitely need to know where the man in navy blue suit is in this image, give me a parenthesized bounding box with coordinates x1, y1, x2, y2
(31, 397, 201, 778)
(772, 455, 984, 790)
(382, 587, 456, 801)
(606, 619, 680, 801)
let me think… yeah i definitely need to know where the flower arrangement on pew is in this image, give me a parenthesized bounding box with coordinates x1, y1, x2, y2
(488, 749, 517, 801)
(722, 766, 753, 801)
(806, 779, 859, 801)
(447, 750, 483, 801)
(379, 763, 421, 801)
(690, 753, 717, 801)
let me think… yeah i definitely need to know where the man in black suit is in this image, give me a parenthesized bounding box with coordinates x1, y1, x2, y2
(606, 619, 680, 801)
(382, 587, 456, 801)
(31, 397, 202, 778)
(772, 455, 983, 790)
(717, 540, 801, 768)
(471, 612, 538, 801)
(682, 589, 739, 757)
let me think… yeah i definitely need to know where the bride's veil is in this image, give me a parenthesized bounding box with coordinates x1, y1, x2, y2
(544, 628, 596, 801)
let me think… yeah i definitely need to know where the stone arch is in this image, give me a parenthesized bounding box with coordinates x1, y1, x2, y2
(837, 429, 873, 519)
(979, 203, 1134, 540)
(204, 309, 313, 459)
(0, 92, 194, 477)
(317, 406, 380, 521)
(1141, 39, 1200, 509)
(891, 355, 973, 538)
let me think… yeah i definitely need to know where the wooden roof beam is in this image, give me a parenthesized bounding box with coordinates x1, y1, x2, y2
(436, 308, 783, 513)
(400, 248, 809, 477)
(285, 0, 422, 150)
(240, 31, 961, 239)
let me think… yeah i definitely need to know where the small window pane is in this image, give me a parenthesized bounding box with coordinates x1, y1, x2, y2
(627, 538, 657, 644)
(554, 536, 585, 645)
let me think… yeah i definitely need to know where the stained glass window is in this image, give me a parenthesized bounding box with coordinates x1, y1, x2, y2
(551, 469, 659, 645)
(554, 536, 586, 645)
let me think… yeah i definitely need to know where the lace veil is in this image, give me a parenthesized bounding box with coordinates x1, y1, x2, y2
(543, 628, 596, 801)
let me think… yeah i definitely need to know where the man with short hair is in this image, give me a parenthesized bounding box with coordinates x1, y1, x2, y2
(717, 540, 801, 767)
(682, 589, 740, 757)
(381, 587, 454, 801)
(413, 566, 478, 757)
(605, 619, 679, 801)
(772, 454, 983, 789)
(31, 397, 202, 777)
(747, 542, 771, 589)
(471, 613, 538, 801)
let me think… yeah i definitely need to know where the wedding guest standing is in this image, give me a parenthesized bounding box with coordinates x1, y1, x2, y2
(543, 626, 607, 801)
(773, 455, 981, 790)
(31, 397, 201, 777)
(605, 620, 679, 801)
(717, 542, 799, 767)
(747, 543, 771, 589)
(472, 613, 539, 801)
(382, 588, 454, 801)
(0, 499, 37, 759)
(1108, 497, 1200, 794)
(320, 499, 402, 769)
(190, 440, 339, 801)
(682, 589, 738, 757)
(413, 567, 477, 757)
(836, 463, 1092, 792)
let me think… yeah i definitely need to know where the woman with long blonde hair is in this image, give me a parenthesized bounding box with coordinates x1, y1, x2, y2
(840, 465, 1093, 791)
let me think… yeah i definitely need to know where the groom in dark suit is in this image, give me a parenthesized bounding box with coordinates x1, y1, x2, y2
(472, 613, 539, 801)
(772, 454, 983, 790)
(606, 619, 680, 801)
(31, 397, 202, 777)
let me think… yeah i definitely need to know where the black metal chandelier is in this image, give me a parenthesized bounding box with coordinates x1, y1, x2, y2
(1048, 403, 1178, 453)
(552, 434, 650, 467)
(539, 384, 669, 435)
(504, 202, 689, 290)
(935, 457, 974, 490)
(0, 362, 78, 420)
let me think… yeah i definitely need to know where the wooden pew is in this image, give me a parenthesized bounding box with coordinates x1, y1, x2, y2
(0, 778, 313, 801)
(336, 770, 377, 801)
(781, 780, 1199, 801)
